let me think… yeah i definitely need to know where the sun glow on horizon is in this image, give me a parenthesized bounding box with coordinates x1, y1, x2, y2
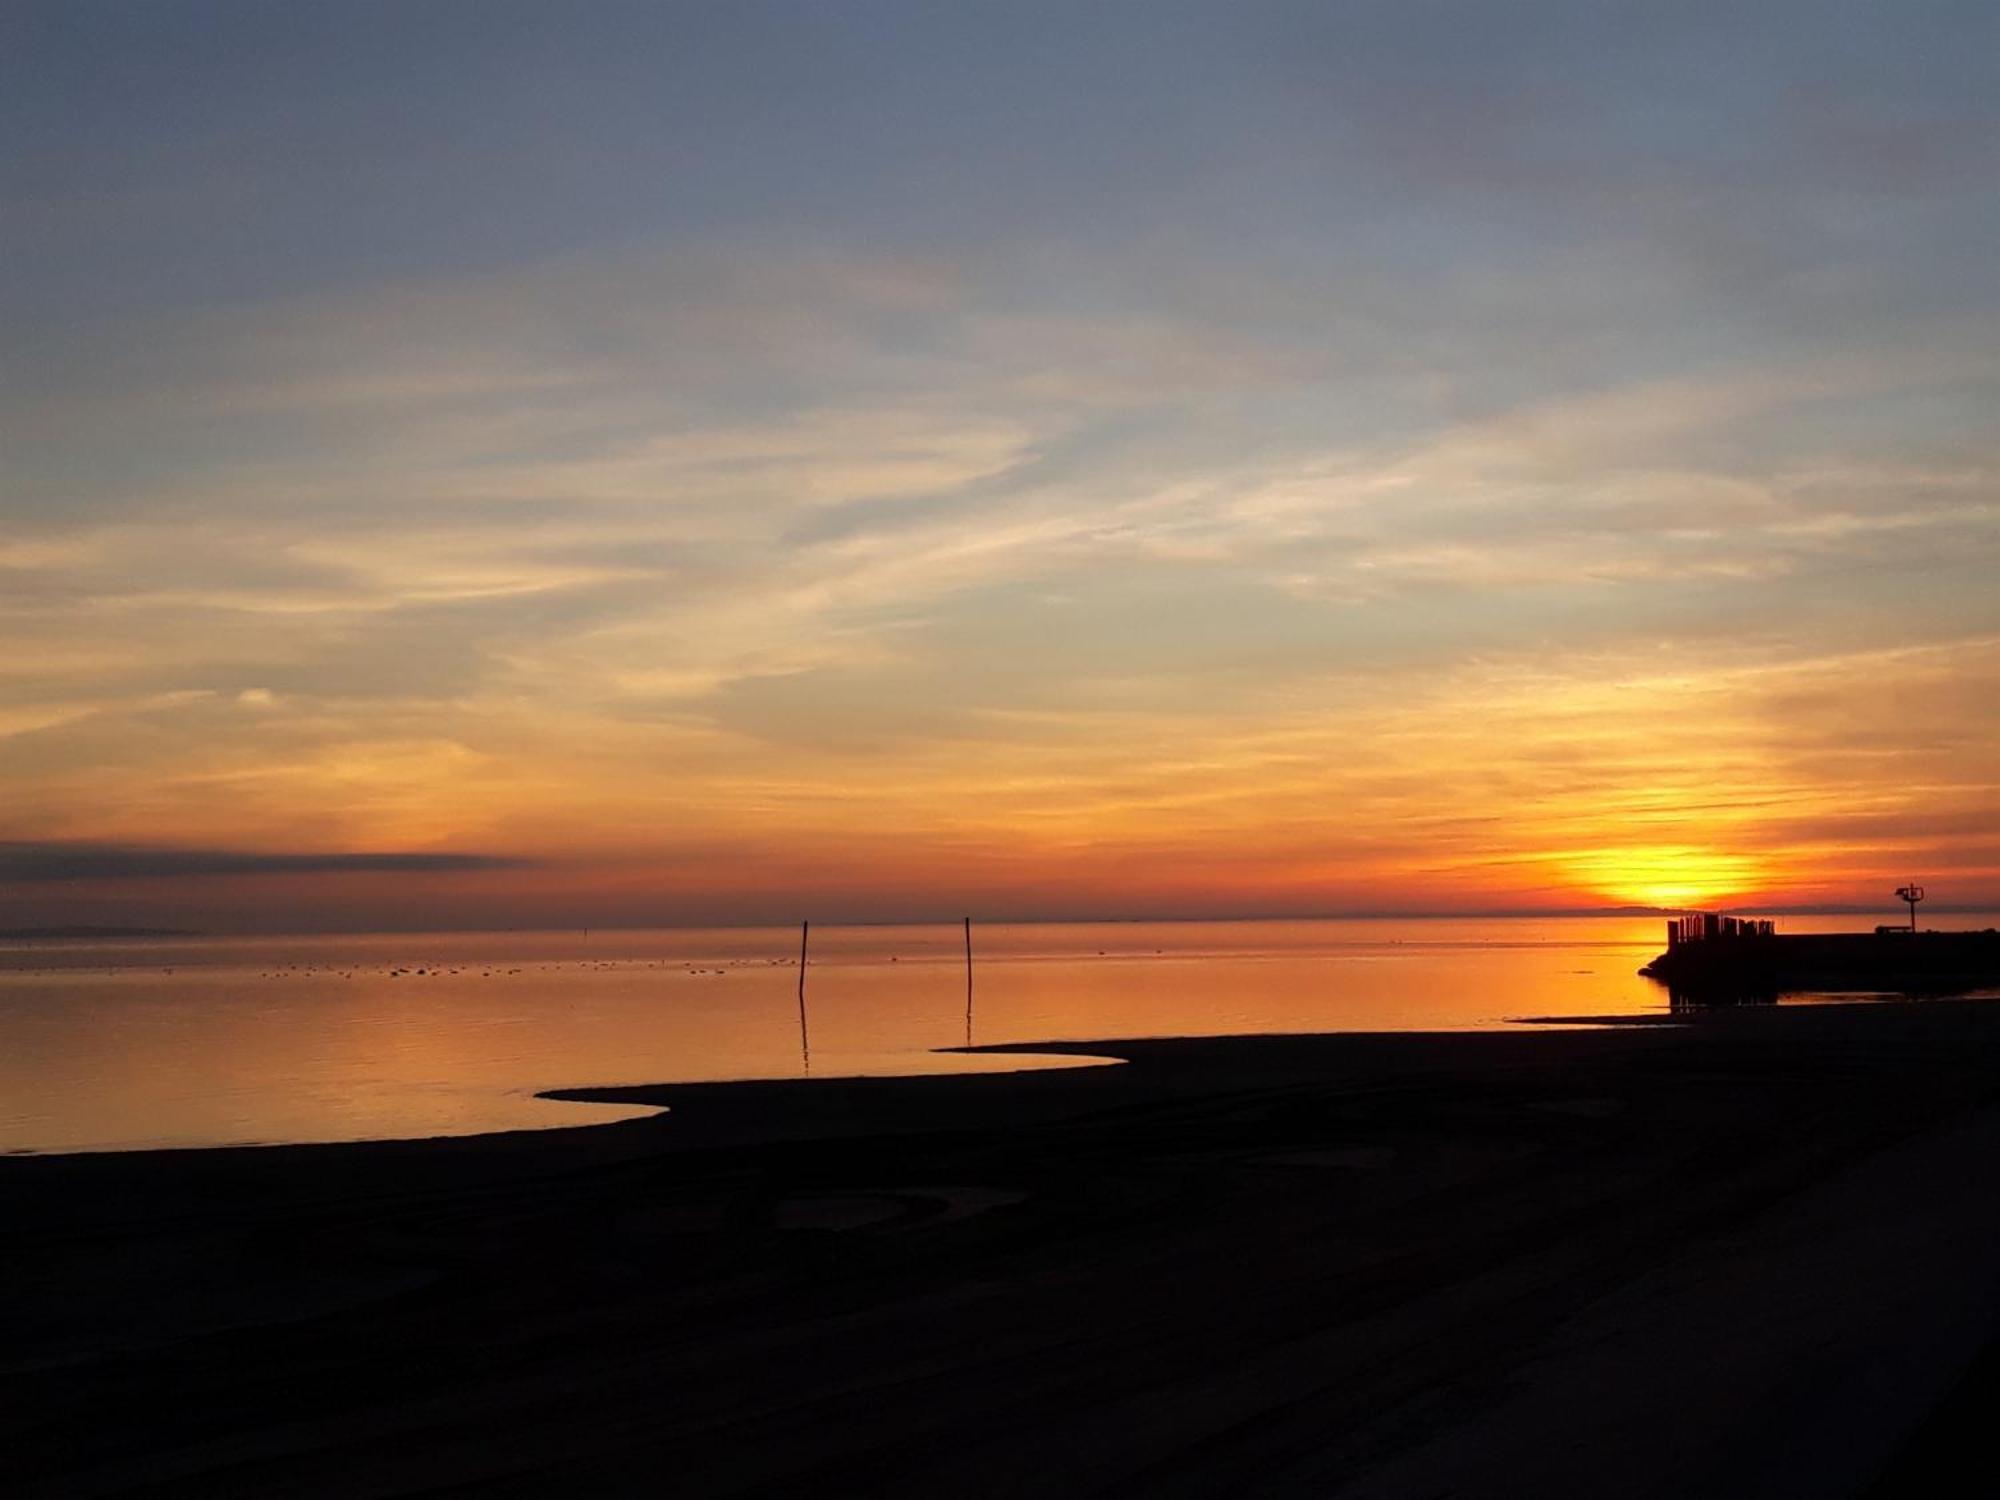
(1557, 847, 1772, 915)
(1, 9, 1995, 931)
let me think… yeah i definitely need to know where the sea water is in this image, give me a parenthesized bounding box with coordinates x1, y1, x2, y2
(2, 914, 1994, 1154)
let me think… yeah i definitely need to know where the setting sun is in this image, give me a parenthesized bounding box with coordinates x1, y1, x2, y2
(1564, 848, 1773, 914)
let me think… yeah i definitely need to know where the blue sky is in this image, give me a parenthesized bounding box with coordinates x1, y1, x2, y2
(2, 2, 1996, 927)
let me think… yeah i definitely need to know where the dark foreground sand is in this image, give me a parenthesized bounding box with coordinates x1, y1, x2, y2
(4, 1001, 1999, 1497)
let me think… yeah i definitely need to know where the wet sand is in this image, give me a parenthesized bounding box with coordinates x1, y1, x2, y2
(3, 1000, 1998, 1496)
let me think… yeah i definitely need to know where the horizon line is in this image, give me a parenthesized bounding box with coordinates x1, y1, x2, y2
(20, 902, 1999, 940)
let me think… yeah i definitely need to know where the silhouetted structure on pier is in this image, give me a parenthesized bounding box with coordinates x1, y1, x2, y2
(1664, 912, 1776, 947)
(1895, 882, 1925, 932)
(1642, 888, 2000, 1002)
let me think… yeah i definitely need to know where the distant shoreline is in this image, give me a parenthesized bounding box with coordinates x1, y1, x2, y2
(7, 909, 2000, 943)
(0, 925, 199, 941)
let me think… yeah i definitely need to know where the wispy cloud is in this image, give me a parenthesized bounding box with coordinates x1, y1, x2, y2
(0, 843, 530, 883)
(3, 5, 1996, 921)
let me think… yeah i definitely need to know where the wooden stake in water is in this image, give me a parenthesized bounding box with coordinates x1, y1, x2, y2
(797, 920, 811, 1074)
(963, 916, 974, 1049)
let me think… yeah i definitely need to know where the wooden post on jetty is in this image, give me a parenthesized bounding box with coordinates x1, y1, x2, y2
(797, 920, 811, 1074)
(963, 916, 974, 1049)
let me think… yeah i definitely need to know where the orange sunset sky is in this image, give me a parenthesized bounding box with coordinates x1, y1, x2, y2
(4, 5, 1996, 931)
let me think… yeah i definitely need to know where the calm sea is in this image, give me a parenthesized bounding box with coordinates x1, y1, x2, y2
(3, 914, 1994, 1155)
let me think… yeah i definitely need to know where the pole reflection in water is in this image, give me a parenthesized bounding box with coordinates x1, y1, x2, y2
(1665, 982, 1779, 1011)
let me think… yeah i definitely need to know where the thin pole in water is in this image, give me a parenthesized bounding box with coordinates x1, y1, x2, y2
(963, 916, 974, 1049)
(797, 920, 811, 1074)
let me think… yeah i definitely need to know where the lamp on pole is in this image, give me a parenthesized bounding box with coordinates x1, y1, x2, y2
(1895, 883, 1925, 932)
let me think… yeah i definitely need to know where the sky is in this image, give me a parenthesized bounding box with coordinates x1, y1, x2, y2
(3, 1, 1997, 931)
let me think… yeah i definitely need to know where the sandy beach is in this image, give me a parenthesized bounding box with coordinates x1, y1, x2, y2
(4, 999, 1998, 1497)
